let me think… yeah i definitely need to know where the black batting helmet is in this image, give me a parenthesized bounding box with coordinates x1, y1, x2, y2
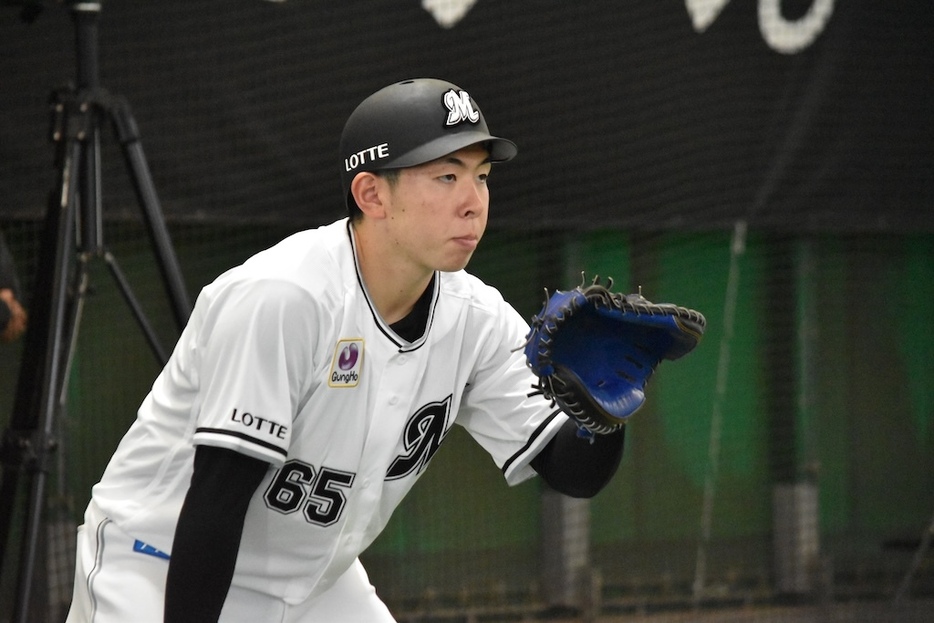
(339, 78, 518, 210)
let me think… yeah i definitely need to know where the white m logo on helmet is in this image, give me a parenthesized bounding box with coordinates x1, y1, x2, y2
(443, 89, 480, 126)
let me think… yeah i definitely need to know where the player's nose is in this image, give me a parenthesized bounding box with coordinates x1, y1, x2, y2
(458, 179, 488, 218)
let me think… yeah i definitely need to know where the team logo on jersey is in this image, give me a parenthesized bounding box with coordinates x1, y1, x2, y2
(133, 540, 171, 560)
(386, 395, 453, 480)
(328, 338, 364, 387)
(443, 89, 480, 127)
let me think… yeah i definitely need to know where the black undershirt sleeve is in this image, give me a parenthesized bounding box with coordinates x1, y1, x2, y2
(164, 445, 269, 623)
(530, 418, 626, 498)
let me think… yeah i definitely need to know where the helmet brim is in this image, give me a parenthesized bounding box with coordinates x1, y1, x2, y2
(377, 132, 517, 171)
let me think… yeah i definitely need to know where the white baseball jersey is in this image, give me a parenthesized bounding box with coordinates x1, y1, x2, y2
(90, 217, 566, 605)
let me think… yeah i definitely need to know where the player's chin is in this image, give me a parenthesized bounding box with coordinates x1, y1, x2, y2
(438, 248, 477, 272)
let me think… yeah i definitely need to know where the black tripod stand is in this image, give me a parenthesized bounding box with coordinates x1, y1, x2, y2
(0, 2, 192, 620)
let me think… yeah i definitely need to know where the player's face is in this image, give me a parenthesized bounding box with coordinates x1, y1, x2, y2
(385, 144, 492, 273)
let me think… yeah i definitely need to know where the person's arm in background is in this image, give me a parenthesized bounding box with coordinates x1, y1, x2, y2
(0, 230, 27, 343)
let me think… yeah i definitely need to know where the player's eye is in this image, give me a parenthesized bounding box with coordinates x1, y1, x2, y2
(438, 173, 457, 183)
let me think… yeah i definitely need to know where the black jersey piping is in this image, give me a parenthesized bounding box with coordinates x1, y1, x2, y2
(500, 409, 564, 476)
(194, 427, 288, 458)
(347, 221, 439, 353)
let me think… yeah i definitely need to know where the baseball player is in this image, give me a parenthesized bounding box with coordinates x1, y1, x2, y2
(66, 78, 626, 622)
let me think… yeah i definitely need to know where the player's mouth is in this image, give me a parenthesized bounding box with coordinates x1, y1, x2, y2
(452, 235, 480, 250)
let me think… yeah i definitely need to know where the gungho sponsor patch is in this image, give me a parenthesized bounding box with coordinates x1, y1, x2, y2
(329, 338, 364, 387)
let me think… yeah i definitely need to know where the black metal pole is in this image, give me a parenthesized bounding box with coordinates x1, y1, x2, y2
(111, 97, 193, 329)
(0, 3, 192, 616)
(11, 137, 81, 623)
(73, 2, 105, 255)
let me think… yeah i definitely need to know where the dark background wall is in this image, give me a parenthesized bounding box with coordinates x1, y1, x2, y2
(1, 0, 932, 230)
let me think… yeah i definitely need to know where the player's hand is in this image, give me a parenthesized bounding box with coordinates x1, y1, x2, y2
(1, 288, 28, 343)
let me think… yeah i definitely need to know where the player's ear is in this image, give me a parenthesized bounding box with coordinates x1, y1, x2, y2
(350, 172, 387, 220)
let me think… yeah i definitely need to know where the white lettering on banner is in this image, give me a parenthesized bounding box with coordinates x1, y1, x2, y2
(424, 0, 833, 55)
(344, 143, 390, 172)
(758, 0, 835, 55)
(443, 90, 480, 127)
(422, 0, 478, 29)
(686, 0, 835, 54)
(685, 0, 730, 32)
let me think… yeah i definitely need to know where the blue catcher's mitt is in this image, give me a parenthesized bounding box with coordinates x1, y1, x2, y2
(524, 277, 706, 435)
